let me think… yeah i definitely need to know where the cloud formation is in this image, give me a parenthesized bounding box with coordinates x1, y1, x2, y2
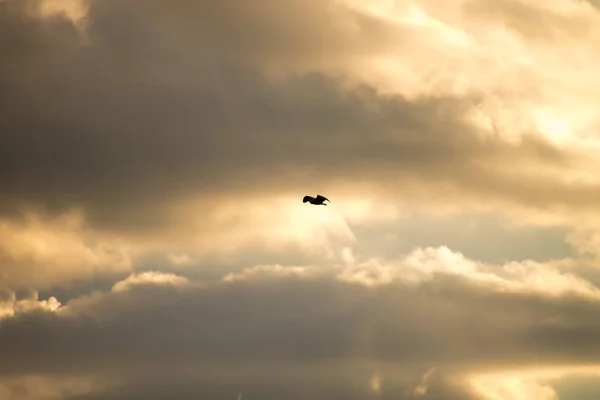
(2, 0, 600, 229)
(3, 252, 600, 399)
(3, 0, 600, 398)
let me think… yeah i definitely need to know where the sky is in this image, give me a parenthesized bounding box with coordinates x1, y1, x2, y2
(3, 0, 600, 398)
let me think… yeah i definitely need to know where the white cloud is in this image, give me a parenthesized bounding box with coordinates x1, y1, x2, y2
(0, 291, 61, 320)
(111, 271, 191, 293)
(464, 366, 600, 400)
(329, 0, 600, 155)
(223, 265, 313, 283)
(337, 246, 600, 299)
(468, 374, 559, 400)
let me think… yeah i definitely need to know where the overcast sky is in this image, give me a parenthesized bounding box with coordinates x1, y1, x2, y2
(3, 0, 600, 398)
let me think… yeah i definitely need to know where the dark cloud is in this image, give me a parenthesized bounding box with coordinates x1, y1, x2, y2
(0, 368, 472, 400)
(2, 272, 600, 392)
(0, 0, 404, 224)
(63, 372, 473, 400)
(0, 0, 594, 237)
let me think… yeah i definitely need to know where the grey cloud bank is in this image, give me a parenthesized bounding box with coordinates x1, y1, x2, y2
(3, 268, 600, 399)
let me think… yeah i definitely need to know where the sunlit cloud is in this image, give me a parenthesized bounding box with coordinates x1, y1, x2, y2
(465, 365, 600, 400)
(337, 246, 600, 300)
(3, 0, 600, 398)
(35, 0, 89, 28)
(0, 291, 61, 320)
(111, 271, 192, 293)
(0, 210, 135, 291)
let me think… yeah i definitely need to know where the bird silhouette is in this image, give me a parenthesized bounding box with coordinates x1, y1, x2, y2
(303, 194, 330, 205)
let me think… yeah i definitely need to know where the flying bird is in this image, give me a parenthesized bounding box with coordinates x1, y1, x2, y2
(303, 194, 330, 206)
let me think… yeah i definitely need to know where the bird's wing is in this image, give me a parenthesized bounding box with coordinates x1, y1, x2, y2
(316, 194, 329, 202)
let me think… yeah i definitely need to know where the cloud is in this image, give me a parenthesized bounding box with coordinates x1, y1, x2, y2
(4, 0, 600, 398)
(0, 290, 61, 320)
(337, 247, 600, 300)
(463, 365, 600, 400)
(110, 271, 191, 293)
(222, 265, 313, 283)
(0, 210, 134, 291)
(0, 375, 115, 400)
(166, 253, 192, 266)
(467, 372, 559, 400)
(414, 367, 437, 397)
(1, 248, 600, 398)
(35, 0, 89, 27)
(2, 0, 600, 242)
